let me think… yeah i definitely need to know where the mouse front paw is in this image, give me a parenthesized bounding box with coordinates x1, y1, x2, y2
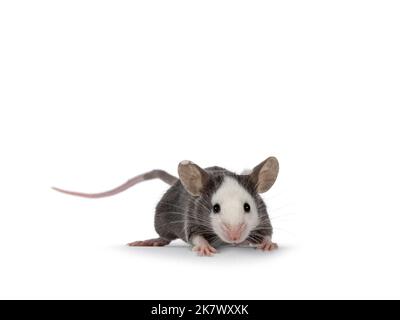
(192, 243, 217, 256)
(256, 238, 278, 252)
(191, 235, 218, 256)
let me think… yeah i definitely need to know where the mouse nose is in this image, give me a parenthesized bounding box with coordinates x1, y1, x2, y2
(223, 223, 245, 242)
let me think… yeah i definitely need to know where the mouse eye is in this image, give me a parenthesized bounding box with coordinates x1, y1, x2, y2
(244, 203, 251, 213)
(212, 204, 221, 214)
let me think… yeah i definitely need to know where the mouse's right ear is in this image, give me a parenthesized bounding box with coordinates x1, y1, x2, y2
(178, 160, 209, 196)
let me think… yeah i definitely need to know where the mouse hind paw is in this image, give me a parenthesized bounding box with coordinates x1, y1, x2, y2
(128, 238, 171, 247)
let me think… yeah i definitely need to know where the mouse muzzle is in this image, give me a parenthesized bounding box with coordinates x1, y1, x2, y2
(221, 222, 246, 243)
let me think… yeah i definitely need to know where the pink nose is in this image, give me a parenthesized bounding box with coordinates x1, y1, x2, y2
(223, 223, 245, 242)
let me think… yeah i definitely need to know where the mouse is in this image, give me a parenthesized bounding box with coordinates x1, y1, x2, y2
(53, 156, 279, 256)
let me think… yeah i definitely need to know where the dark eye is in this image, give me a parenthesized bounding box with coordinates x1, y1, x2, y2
(213, 204, 221, 214)
(244, 203, 251, 213)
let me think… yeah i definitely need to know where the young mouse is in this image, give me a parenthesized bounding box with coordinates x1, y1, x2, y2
(53, 156, 279, 256)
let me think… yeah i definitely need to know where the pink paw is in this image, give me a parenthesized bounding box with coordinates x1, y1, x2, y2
(192, 244, 217, 256)
(257, 239, 278, 252)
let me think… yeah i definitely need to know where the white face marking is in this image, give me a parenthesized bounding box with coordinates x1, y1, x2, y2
(210, 176, 259, 244)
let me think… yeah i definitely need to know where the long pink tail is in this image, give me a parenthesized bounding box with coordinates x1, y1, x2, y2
(52, 169, 178, 199)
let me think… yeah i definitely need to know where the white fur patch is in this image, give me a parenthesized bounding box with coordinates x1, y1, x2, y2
(241, 168, 253, 175)
(210, 176, 259, 243)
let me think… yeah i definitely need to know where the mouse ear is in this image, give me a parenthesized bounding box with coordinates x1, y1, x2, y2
(249, 157, 279, 193)
(178, 160, 209, 196)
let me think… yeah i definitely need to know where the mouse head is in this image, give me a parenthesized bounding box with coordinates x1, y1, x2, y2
(178, 157, 279, 244)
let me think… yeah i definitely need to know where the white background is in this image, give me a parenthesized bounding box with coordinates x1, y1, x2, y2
(1, 1, 399, 300)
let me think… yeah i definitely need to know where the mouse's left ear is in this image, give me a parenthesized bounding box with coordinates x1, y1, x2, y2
(178, 160, 209, 196)
(249, 157, 279, 193)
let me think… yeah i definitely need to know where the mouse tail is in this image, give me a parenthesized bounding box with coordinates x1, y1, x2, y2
(52, 169, 178, 199)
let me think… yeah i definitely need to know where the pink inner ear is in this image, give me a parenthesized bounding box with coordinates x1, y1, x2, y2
(254, 157, 279, 193)
(178, 161, 209, 196)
